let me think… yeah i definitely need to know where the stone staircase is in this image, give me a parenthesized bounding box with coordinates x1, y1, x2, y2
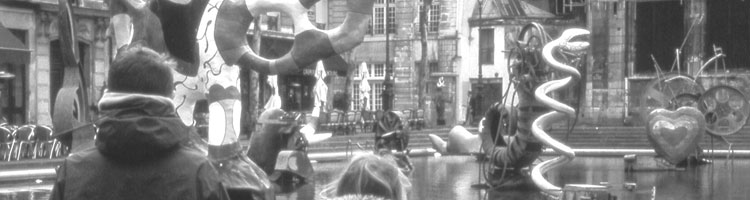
(548, 126, 750, 150)
(307, 127, 462, 154)
(305, 126, 750, 154)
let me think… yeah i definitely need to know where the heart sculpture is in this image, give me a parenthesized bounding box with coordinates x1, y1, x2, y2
(646, 107, 706, 164)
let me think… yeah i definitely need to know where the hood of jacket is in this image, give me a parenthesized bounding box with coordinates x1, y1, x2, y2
(95, 92, 190, 162)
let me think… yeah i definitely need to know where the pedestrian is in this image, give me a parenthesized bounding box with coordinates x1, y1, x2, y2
(464, 90, 474, 125)
(50, 45, 229, 200)
(432, 87, 451, 126)
(321, 154, 411, 200)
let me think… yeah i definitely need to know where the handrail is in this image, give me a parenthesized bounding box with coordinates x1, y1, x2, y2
(530, 28, 590, 197)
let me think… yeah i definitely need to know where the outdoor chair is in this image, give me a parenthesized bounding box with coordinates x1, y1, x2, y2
(322, 111, 343, 135)
(316, 112, 328, 130)
(319, 112, 333, 131)
(351, 111, 363, 134)
(11, 125, 36, 160)
(342, 111, 358, 135)
(414, 109, 426, 130)
(360, 110, 377, 133)
(0, 126, 13, 161)
(33, 125, 57, 159)
(401, 109, 413, 130)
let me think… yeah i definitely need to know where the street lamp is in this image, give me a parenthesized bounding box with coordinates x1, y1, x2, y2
(382, 0, 394, 111)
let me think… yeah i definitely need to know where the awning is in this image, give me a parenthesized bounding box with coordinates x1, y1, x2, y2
(0, 22, 30, 65)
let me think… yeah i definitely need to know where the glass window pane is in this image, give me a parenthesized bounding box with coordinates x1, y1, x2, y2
(374, 8, 385, 34)
(352, 83, 360, 111)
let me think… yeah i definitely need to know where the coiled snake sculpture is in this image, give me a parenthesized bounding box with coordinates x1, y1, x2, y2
(530, 28, 590, 195)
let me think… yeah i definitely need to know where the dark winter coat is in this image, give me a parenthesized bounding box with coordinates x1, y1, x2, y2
(50, 92, 229, 200)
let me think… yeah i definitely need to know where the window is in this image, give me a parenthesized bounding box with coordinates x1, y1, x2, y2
(479, 29, 494, 64)
(1, 29, 27, 124)
(706, 0, 750, 70)
(308, 6, 316, 22)
(353, 65, 360, 78)
(370, 64, 385, 77)
(416, 61, 440, 73)
(372, 83, 384, 110)
(429, 5, 440, 32)
(372, 0, 396, 35)
(351, 83, 361, 110)
(634, 2, 683, 73)
(266, 13, 280, 31)
(419, 4, 440, 33)
(351, 82, 385, 111)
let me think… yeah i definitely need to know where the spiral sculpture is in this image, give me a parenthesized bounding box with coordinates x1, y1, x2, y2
(530, 28, 590, 196)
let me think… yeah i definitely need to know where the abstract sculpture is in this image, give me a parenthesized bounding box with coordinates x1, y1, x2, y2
(530, 28, 589, 195)
(108, 0, 374, 198)
(52, 0, 94, 152)
(636, 45, 747, 167)
(426, 24, 589, 194)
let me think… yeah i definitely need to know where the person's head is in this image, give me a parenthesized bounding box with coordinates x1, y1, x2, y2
(329, 154, 410, 200)
(108, 45, 175, 97)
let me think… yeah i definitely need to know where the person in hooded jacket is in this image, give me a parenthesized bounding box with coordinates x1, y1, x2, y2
(50, 45, 230, 200)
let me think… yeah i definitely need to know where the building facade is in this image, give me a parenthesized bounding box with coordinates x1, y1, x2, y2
(465, 0, 750, 127)
(328, 0, 462, 127)
(0, 0, 110, 125)
(587, 0, 750, 126)
(461, 0, 585, 125)
(0, 0, 331, 128)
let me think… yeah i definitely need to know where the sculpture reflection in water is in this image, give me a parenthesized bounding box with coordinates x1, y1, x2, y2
(108, 0, 374, 198)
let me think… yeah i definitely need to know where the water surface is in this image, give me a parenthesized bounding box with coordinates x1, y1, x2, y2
(4, 156, 750, 200)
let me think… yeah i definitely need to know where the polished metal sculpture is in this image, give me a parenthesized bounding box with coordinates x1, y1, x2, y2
(637, 45, 748, 167)
(530, 27, 589, 195)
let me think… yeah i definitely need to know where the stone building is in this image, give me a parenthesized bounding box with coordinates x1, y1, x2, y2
(0, 0, 329, 128)
(328, 0, 462, 127)
(591, 0, 750, 126)
(464, 0, 750, 127)
(461, 0, 585, 124)
(0, 0, 110, 125)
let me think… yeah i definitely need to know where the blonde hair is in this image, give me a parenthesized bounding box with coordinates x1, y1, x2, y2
(321, 154, 411, 200)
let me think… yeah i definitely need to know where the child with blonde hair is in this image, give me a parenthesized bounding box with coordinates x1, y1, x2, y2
(322, 154, 411, 200)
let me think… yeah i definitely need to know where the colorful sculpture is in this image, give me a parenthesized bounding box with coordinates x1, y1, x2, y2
(108, 0, 374, 197)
